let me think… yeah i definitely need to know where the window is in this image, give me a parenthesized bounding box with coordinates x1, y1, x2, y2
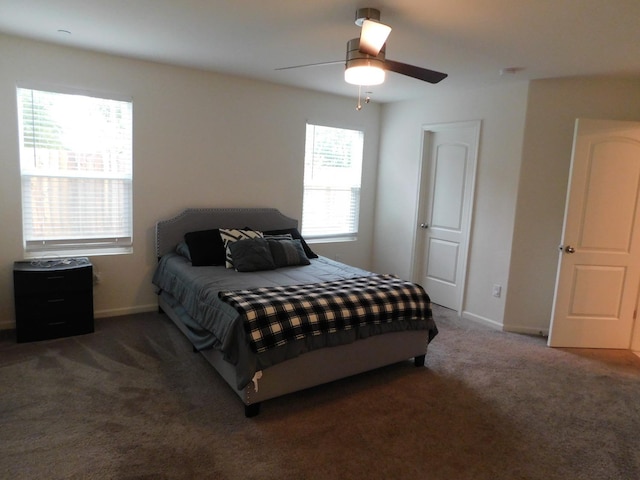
(302, 123, 364, 240)
(17, 87, 133, 257)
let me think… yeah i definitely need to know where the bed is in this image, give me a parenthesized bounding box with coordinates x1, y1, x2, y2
(153, 207, 438, 416)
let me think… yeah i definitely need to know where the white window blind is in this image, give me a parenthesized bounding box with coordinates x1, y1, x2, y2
(17, 87, 133, 256)
(302, 124, 364, 240)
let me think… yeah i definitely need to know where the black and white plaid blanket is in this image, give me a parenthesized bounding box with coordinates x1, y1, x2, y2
(218, 274, 434, 353)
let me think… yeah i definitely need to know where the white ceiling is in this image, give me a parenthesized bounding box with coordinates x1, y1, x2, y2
(1, 0, 640, 102)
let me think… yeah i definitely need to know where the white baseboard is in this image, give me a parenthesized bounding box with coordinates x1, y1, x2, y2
(461, 311, 503, 330)
(0, 303, 160, 332)
(504, 324, 549, 337)
(94, 303, 158, 319)
(0, 320, 14, 331)
(461, 311, 548, 338)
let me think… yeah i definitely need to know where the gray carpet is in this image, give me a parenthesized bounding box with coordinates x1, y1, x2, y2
(1, 305, 639, 479)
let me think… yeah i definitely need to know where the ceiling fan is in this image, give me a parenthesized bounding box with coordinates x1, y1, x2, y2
(277, 7, 448, 87)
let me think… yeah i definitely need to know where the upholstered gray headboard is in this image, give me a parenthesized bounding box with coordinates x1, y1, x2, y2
(155, 207, 299, 257)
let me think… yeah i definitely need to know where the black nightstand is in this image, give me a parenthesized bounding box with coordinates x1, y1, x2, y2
(13, 258, 94, 343)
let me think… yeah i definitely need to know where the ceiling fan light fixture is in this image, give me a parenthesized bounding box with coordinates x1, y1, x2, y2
(359, 19, 392, 56)
(344, 63, 386, 86)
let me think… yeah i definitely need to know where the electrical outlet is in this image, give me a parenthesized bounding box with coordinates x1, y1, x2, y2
(492, 284, 502, 298)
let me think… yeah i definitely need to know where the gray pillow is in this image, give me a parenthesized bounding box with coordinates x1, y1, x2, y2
(175, 241, 192, 261)
(229, 238, 275, 272)
(219, 228, 264, 268)
(264, 228, 318, 259)
(267, 238, 311, 268)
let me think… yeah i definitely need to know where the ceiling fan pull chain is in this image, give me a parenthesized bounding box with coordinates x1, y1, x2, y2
(356, 84, 363, 111)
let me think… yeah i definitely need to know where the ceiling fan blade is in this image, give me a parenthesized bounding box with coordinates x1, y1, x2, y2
(384, 59, 448, 84)
(359, 19, 391, 56)
(275, 60, 342, 71)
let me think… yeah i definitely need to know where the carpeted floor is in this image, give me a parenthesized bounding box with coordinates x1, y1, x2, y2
(1, 305, 639, 479)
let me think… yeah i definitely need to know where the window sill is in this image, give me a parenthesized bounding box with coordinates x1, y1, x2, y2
(24, 246, 133, 259)
(306, 235, 357, 244)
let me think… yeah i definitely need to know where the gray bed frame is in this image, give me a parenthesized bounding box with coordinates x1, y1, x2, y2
(155, 207, 430, 417)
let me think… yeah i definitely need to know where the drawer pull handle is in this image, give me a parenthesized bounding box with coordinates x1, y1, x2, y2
(47, 276, 65, 280)
(48, 321, 66, 326)
(48, 298, 65, 303)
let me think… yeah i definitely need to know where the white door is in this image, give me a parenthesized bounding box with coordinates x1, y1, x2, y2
(548, 119, 640, 348)
(414, 121, 480, 311)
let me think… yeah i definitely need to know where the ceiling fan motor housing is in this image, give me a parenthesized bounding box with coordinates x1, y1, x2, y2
(346, 38, 386, 65)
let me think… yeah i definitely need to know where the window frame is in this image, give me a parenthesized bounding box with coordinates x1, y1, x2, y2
(301, 122, 365, 242)
(16, 85, 134, 258)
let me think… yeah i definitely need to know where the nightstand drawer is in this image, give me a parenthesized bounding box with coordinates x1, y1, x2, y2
(16, 316, 94, 343)
(14, 266, 92, 295)
(15, 293, 93, 322)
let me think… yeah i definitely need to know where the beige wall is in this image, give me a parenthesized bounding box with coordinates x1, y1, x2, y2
(373, 82, 529, 328)
(0, 34, 381, 328)
(504, 77, 640, 334)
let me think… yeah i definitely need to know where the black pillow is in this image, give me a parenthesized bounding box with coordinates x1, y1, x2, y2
(268, 239, 311, 268)
(184, 229, 226, 266)
(229, 238, 276, 272)
(263, 228, 318, 259)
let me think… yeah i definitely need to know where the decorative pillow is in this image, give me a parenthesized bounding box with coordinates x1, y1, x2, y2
(184, 229, 226, 266)
(219, 228, 264, 268)
(229, 238, 275, 272)
(263, 228, 318, 259)
(175, 241, 192, 261)
(267, 238, 311, 268)
(264, 233, 293, 241)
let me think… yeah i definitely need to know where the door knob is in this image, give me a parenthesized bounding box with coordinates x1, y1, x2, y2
(564, 245, 575, 254)
(420, 223, 429, 229)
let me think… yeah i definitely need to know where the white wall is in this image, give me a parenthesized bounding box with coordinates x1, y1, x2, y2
(373, 82, 529, 328)
(0, 34, 381, 329)
(504, 77, 640, 334)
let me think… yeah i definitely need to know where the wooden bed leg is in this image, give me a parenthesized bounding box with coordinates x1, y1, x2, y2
(245, 403, 261, 418)
(414, 354, 426, 367)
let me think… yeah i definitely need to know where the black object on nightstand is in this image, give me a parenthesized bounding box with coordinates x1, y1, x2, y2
(13, 257, 94, 343)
